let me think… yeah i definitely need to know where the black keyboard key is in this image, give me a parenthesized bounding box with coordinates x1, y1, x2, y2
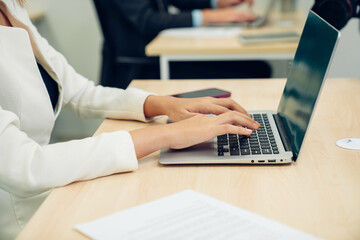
(252, 150, 261, 155)
(217, 123, 278, 157)
(262, 149, 272, 154)
(230, 148, 240, 156)
(241, 149, 250, 155)
(230, 144, 239, 148)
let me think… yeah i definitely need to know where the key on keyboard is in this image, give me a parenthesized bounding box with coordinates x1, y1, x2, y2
(217, 114, 279, 156)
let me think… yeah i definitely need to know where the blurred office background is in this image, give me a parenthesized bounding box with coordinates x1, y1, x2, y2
(26, 0, 360, 143)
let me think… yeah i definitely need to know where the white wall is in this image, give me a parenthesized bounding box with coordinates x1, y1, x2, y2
(328, 19, 360, 79)
(28, 0, 102, 83)
(270, 0, 360, 79)
(293, 0, 360, 79)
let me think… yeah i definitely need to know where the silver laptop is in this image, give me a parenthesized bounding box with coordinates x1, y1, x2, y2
(209, 0, 275, 28)
(160, 11, 340, 165)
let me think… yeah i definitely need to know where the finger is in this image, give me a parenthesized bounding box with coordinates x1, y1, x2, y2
(198, 104, 231, 115)
(216, 111, 260, 130)
(216, 124, 253, 137)
(210, 98, 249, 115)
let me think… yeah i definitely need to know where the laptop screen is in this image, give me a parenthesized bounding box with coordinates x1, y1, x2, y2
(277, 11, 340, 158)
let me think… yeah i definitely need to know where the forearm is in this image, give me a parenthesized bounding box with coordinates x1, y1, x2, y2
(130, 124, 171, 159)
(143, 95, 176, 118)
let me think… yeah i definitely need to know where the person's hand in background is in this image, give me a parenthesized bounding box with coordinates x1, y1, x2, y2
(202, 8, 256, 24)
(217, 0, 254, 8)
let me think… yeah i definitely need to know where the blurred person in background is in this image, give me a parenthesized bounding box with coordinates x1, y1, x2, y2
(94, 0, 272, 89)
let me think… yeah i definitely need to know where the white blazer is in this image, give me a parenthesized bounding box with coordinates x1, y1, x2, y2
(0, 1, 153, 239)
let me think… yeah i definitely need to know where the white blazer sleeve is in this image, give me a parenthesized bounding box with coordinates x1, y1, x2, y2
(28, 20, 153, 122)
(0, 106, 138, 198)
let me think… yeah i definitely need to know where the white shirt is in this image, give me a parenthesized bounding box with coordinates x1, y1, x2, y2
(0, 1, 153, 239)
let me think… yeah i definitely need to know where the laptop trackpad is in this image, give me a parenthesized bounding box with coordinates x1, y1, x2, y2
(159, 140, 217, 164)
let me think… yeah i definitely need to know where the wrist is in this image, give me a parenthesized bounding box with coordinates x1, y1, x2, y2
(130, 124, 174, 158)
(143, 95, 174, 118)
(202, 9, 217, 25)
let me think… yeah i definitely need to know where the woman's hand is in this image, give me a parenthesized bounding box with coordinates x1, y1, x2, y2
(130, 111, 260, 159)
(217, 0, 254, 8)
(164, 111, 259, 149)
(144, 95, 251, 122)
(202, 8, 256, 25)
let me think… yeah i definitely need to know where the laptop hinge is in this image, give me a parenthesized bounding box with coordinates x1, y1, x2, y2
(272, 114, 297, 161)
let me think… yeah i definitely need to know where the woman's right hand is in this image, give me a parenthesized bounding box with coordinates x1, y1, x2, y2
(164, 111, 259, 149)
(130, 111, 259, 159)
(202, 8, 256, 25)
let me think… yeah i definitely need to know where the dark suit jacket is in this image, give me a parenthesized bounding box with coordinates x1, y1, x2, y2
(94, 0, 211, 88)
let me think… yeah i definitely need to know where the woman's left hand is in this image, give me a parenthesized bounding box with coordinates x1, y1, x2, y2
(144, 95, 250, 122)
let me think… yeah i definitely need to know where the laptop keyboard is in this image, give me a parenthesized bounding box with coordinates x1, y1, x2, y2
(217, 114, 279, 156)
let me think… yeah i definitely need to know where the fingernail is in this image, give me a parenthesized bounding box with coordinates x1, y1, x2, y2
(245, 129, 252, 134)
(253, 122, 259, 128)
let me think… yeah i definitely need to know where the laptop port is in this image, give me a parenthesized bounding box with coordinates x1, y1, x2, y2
(268, 160, 276, 163)
(258, 160, 265, 163)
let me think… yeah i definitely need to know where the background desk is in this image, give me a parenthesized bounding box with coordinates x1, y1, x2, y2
(18, 79, 360, 240)
(146, 12, 306, 80)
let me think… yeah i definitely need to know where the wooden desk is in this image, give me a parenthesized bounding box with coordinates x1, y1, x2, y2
(18, 79, 360, 240)
(146, 12, 306, 80)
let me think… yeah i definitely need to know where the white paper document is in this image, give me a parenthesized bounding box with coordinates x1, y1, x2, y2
(75, 190, 319, 240)
(159, 27, 242, 38)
